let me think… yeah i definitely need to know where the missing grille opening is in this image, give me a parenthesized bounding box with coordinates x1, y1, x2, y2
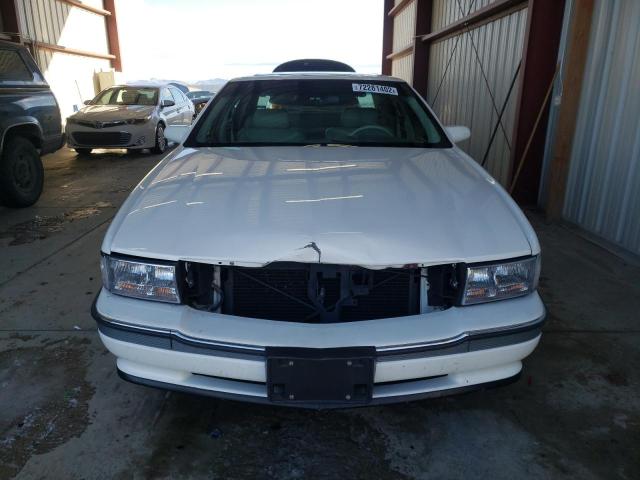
(182, 262, 459, 323)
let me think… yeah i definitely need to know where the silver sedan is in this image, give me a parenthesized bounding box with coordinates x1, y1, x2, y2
(66, 84, 194, 155)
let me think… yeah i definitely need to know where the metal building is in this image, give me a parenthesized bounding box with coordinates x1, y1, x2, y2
(557, 0, 640, 256)
(382, 0, 640, 257)
(0, 0, 121, 120)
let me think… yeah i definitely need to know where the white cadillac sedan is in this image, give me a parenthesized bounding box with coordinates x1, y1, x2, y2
(93, 68, 544, 408)
(66, 84, 194, 155)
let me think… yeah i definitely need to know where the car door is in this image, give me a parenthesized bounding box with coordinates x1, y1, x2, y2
(168, 87, 189, 124)
(179, 90, 195, 123)
(160, 88, 180, 125)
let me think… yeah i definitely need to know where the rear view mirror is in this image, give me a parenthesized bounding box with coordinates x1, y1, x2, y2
(161, 99, 175, 108)
(164, 125, 190, 144)
(445, 126, 471, 144)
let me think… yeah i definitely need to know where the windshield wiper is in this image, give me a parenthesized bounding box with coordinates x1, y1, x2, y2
(302, 143, 356, 147)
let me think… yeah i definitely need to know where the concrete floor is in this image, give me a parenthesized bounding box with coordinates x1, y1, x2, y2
(1, 148, 638, 479)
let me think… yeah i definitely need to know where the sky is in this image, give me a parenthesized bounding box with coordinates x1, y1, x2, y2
(115, 0, 384, 82)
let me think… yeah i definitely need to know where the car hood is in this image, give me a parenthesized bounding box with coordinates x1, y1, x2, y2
(103, 146, 537, 268)
(71, 104, 155, 121)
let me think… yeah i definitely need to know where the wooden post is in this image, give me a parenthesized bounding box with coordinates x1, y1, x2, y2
(546, 0, 595, 219)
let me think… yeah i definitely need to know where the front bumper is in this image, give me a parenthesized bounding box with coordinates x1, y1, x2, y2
(93, 289, 545, 408)
(66, 122, 156, 149)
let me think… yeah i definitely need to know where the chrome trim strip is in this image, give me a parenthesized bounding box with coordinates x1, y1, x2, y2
(172, 331, 265, 352)
(94, 315, 264, 353)
(376, 316, 546, 353)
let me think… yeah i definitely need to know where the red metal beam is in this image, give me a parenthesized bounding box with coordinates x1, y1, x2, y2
(0, 0, 20, 39)
(420, 0, 526, 43)
(103, 0, 122, 72)
(32, 41, 115, 60)
(381, 0, 394, 75)
(411, 0, 433, 98)
(510, 0, 566, 204)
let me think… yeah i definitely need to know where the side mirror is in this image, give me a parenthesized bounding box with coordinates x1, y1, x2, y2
(161, 99, 175, 108)
(445, 126, 471, 144)
(164, 125, 190, 144)
(83, 100, 92, 105)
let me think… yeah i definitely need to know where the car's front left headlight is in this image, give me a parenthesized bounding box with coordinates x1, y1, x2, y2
(462, 256, 540, 305)
(100, 255, 180, 303)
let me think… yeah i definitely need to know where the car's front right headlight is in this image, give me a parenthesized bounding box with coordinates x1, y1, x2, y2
(461, 256, 540, 305)
(100, 254, 180, 303)
(125, 115, 152, 125)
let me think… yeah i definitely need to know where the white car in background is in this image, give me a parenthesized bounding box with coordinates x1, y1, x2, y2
(93, 61, 544, 408)
(66, 84, 194, 155)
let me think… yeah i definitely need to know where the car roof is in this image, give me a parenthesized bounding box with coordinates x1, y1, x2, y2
(114, 83, 179, 89)
(228, 72, 406, 83)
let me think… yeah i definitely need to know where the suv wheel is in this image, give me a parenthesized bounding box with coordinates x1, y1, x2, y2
(0, 136, 44, 207)
(74, 148, 92, 155)
(151, 124, 167, 154)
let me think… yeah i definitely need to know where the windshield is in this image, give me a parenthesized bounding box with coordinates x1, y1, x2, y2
(92, 87, 158, 106)
(187, 90, 212, 99)
(186, 79, 450, 148)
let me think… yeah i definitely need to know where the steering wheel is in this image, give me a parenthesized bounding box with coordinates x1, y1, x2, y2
(351, 125, 394, 139)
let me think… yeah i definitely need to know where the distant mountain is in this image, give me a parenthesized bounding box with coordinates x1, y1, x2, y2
(189, 78, 228, 93)
(126, 78, 228, 94)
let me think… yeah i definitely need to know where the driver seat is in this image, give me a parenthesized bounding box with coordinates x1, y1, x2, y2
(325, 108, 380, 142)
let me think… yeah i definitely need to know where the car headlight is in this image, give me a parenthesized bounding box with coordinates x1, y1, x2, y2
(126, 116, 152, 125)
(100, 255, 180, 303)
(462, 256, 540, 305)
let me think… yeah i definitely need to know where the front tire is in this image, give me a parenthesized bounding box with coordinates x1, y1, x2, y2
(151, 124, 167, 154)
(74, 148, 92, 155)
(0, 136, 44, 208)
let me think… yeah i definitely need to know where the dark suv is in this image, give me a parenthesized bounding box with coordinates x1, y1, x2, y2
(0, 40, 64, 207)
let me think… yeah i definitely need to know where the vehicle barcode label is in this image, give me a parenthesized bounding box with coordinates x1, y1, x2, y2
(352, 83, 398, 95)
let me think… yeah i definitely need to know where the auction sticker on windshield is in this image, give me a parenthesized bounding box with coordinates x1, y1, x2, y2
(352, 83, 398, 95)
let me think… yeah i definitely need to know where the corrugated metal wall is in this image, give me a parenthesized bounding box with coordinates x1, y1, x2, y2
(392, 0, 417, 52)
(391, 54, 414, 84)
(431, 0, 496, 31)
(391, 0, 417, 84)
(563, 0, 640, 255)
(425, 5, 528, 186)
(15, 0, 112, 120)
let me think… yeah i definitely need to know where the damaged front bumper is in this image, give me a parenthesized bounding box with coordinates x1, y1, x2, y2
(92, 289, 545, 408)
